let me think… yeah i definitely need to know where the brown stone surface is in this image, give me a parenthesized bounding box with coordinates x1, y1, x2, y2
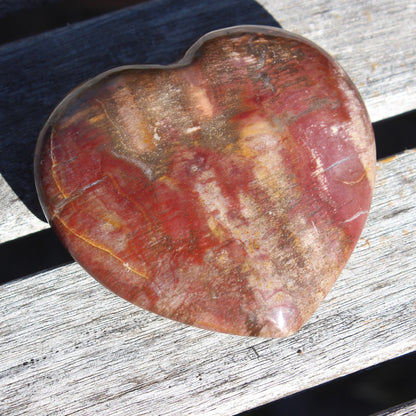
(35, 26, 376, 337)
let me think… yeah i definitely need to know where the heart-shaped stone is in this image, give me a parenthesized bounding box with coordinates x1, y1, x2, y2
(35, 26, 376, 337)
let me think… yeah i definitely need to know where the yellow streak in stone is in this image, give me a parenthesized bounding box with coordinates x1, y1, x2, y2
(111, 86, 155, 154)
(94, 98, 130, 145)
(58, 107, 97, 130)
(89, 113, 106, 124)
(207, 216, 225, 241)
(239, 119, 275, 139)
(57, 216, 150, 280)
(340, 172, 366, 185)
(50, 127, 69, 199)
(193, 318, 232, 334)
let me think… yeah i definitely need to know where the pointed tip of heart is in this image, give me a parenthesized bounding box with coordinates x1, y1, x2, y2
(259, 304, 303, 338)
(191, 304, 303, 338)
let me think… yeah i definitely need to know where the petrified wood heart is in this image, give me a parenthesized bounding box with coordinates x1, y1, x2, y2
(35, 26, 376, 337)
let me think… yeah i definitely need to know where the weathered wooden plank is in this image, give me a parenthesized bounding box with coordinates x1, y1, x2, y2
(372, 399, 416, 416)
(0, 174, 48, 243)
(1, 149, 415, 416)
(0, 0, 415, 244)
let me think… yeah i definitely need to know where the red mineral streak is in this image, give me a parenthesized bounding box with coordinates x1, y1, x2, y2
(35, 26, 376, 337)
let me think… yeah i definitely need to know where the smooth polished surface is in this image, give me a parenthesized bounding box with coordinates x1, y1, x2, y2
(35, 26, 376, 337)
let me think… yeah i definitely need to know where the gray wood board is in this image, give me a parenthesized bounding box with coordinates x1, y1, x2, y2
(1, 149, 415, 416)
(0, 0, 279, 241)
(0, 174, 49, 243)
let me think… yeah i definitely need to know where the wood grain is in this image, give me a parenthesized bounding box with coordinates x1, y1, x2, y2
(373, 400, 416, 416)
(0, 174, 48, 243)
(1, 150, 415, 416)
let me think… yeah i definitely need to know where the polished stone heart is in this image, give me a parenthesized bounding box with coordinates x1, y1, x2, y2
(35, 26, 376, 337)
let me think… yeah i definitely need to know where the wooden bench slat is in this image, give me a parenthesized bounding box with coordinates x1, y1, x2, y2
(1, 149, 415, 416)
(0, 174, 49, 243)
(0, 0, 415, 243)
(372, 399, 416, 416)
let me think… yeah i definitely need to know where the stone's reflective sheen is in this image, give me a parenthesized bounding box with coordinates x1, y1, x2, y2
(35, 26, 376, 337)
